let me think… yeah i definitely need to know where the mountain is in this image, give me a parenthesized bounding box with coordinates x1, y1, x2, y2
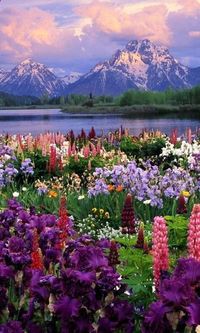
(62, 72, 82, 85)
(0, 69, 8, 83)
(66, 39, 200, 96)
(0, 59, 67, 97)
(0, 41, 200, 97)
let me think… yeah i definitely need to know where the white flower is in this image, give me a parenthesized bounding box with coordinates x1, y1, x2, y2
(143, 199, 151, 205)
(22, 187, 27, 192)
(13, 192, 19, 198)
(78, 195, 85, 200)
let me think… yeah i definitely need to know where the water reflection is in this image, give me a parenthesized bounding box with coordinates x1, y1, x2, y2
(0, 109, 199, 136)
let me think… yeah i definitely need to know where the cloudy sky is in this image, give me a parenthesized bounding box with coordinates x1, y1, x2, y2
(0, 0, 200, 76)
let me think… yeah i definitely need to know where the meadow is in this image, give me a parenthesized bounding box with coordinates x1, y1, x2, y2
(0, 126, 200, 332)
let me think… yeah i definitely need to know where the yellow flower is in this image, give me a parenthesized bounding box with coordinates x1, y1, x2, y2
(48, 190, 58, 198)
(92, 208, 97, 213)
(181, 190, 190, 198)
(99, 209, 104, 215)
(104, 212, 110, 219)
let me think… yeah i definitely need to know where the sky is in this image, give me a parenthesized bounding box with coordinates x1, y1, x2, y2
(0, 0, 200, 76)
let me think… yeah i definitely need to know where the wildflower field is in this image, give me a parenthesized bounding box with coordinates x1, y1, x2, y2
(0, 126, 200, 333)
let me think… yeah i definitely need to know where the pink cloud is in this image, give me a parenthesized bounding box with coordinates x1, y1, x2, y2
(0, 0, 200, 71)
(177, 0, 200, 15)
(189, 31, 200, 37)
(0, 7, 85, 70)
(0, 8, 59, 58)
(76, 1, 171, 45)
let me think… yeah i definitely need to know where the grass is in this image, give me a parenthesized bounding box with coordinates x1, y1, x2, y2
(61, 104, 200, 117)
(1, 103, 200, 118)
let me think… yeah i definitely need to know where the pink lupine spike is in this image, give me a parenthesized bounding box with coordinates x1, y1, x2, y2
(67, 144, 72, 157)
(169, 128, 178, 145)
(188, 204, 200, 261)
(74, 154, 79, 162)
(152, 216, 169, 291)
(96, 141, 101, 154)
(27, 135, 33, 151)
(17, 135, 24, 151)
(71, 143, 76, 154)
(83, 146, 90, 158)
(186, 128, 192, 144)
(92, 146, 97, 157)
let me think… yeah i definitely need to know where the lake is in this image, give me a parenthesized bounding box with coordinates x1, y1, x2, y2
(0, 109, 199, 136)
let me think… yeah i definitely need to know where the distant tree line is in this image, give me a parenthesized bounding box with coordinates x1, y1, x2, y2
(0, 86, 200, 107)
(47, 94, 114, 106)
(0, 92, 39, 107)
(118, 86, 200, 106)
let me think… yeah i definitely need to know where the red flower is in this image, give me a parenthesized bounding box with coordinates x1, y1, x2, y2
(31, 229, 43, 271)
(177, 195, 187, 214)
(121, 194, 135, 234)
(108, 241, 120, 267)
(135, 223, 144, 249)
(57, 197, 70, 250)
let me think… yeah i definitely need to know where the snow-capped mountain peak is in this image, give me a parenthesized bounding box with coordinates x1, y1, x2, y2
(0, 69, 8, 83)
(62, 72, 82, 85)
(66, 39, 199, 96)
(0, 59, 67, 97)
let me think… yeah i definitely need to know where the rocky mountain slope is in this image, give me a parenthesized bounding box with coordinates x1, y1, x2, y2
(66, 39, 200, 96)
(0, 59, 67, 97)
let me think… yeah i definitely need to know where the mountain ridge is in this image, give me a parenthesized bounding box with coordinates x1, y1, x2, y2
(0, 40, 200, 97)
(66, 39, 199, 96)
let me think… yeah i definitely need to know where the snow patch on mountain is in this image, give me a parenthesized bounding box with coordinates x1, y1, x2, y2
(0, 59, 67, 97)
(62, 72, 82, 85)
(0, 69, 8, 83)
(67, 39, 200, 96)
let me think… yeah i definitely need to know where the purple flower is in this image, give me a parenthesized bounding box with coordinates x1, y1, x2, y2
(9, 236, 25, 253)
(30, 271, 50, 302)
(70, 246, 108, 271)
(0, 264, 14, 284)
(142, 301, 173, 333)
(160, 279, 195, 308)
(20, 158, 34, 176)
(98, 300, 134, 333)
(173, 257, 200, 287)
(186, 299, 200, 326)
(55, 296, 81, 319)
(0, 321, 23, 333)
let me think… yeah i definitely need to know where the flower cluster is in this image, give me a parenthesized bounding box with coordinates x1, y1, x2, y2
(76, 213, 123, 240)
(0, 145, 18, 188)
(143, 258, 200, 332)
(0, 201, 134, 332)
(20, 158, 34, 176)
(88, 160, 198, 208)
(35, 177, 63, 196)
(160, 139, 200, 160)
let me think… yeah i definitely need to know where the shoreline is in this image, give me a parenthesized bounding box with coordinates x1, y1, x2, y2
(0, 104, 199, 119)
(61, 104, 200, 117)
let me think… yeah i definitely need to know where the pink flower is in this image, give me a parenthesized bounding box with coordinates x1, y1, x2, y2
(152, 216, 169, 290)
(188, 204, 200, 261)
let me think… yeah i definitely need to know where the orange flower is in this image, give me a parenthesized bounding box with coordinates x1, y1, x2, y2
(48, 190, 58, 198)
(116, 185, 123, 192)
(108, 184, 115, 192)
